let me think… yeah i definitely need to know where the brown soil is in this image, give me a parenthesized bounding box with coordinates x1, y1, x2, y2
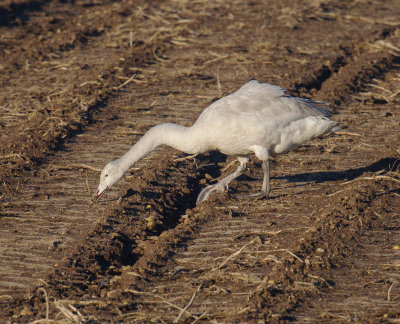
(0, 0, 400, 322)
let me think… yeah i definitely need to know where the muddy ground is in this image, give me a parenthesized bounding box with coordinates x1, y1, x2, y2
(0, 0, 400, 322)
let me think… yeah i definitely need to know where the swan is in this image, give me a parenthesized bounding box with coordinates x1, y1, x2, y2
(93, 80, 340, 204)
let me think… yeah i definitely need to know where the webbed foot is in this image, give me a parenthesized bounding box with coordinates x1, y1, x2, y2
(196, 183, 225, 205)
(236, 190, 268, 200)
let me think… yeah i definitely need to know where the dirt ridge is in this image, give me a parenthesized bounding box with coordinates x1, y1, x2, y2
(0, 0, 47, 27)
(1, 0, 400, 322)
(295, 29, 400, 104)
(248, 160, 400, 321)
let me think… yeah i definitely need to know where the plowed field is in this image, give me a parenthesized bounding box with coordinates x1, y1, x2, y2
(0, 0, 399, 322)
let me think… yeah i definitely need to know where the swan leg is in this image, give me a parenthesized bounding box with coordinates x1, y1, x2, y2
(261, 159, 271, 195)
(237, 145, 271, 200)
(236, 159, 270, 200)
(196, 156, 249, 205)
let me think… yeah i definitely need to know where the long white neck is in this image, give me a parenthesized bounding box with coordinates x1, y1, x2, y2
(118, 123, 203, 172)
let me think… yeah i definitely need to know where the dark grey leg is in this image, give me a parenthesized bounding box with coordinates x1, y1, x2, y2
(196, 156, 249, 205)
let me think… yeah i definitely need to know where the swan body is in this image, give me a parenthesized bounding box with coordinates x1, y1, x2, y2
(94, 80, 340, 203)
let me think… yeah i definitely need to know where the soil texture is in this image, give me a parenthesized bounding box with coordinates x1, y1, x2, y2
(0, 0, 400, 322)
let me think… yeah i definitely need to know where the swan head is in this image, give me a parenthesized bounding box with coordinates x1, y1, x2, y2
(93, 160, 125, 202)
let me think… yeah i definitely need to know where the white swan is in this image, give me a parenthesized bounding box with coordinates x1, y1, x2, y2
(94, 80, 340, 204)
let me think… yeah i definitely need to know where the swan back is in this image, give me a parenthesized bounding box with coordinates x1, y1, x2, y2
(196, 80, 331, 124)
(192, 80, 337, 156)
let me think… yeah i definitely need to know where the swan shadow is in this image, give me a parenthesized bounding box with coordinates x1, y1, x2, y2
(0, 1, 45, 27)
(276, 157, 399, 184)
(229, 157, 399, 202)
(232, 157, 398, 193)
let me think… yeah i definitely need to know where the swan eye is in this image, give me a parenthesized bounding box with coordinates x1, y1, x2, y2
(105, 174, 108, 177)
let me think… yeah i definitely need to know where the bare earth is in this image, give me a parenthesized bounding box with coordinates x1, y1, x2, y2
(0, 0, 400, 322)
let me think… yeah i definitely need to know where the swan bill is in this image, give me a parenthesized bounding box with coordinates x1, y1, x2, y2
(92, 186, 109, 203)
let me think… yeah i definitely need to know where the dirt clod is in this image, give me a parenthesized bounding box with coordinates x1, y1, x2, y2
(1, 0, 400, 322)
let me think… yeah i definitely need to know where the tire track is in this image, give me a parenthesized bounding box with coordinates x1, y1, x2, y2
(292, 66, 400, 322)
(0, 74, 212, 294)
(296, 209, 400, 322)
(118, 38, 400, 322)
(1, 1, 400, 321)
(127, 204, 318, 322)
(0, 0, 165, 188)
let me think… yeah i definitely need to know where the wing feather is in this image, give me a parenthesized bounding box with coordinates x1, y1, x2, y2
(197, 80, 331, 123)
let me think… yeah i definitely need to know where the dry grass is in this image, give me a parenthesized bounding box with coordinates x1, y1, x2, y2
(28, 292, 108, 324)
(212, 237, 261, 271)
(1, 0, 400, 322)
(341, 174, 400, 186)
(123, 289, 201, 322)
(358, 73, 400, 103)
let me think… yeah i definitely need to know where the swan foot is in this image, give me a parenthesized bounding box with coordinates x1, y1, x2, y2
(236, 191, 268, 200)
(196, 183, 226, 205)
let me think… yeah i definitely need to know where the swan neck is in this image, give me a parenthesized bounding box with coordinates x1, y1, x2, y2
(118, 123, 197, 172)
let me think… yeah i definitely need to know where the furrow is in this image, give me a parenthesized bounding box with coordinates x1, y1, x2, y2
(0, 78, 204, 294)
